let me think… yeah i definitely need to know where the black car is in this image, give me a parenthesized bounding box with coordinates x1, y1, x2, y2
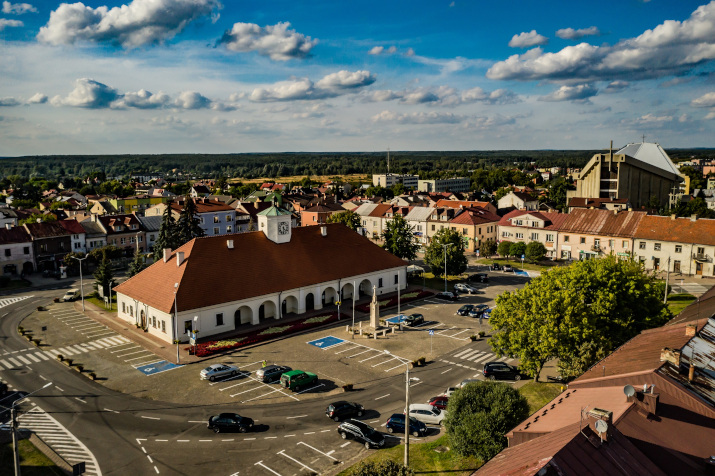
(435, 292, 459, 301)
(467, 304, 490, 318)
(403, 313, 424, 326)
(256, 364, 292, 383)
(0, 381, 7, 396)
(491, 263, 501, 271)
(207, 413, 254, 433)
(503, 265, 514, 272)
(385, 414, 427, 437)
(337, 419, 385, 449)
(326, 401, 364, 421)
(456, 304, 474, 316)
(483, 362, 522, 381)
(468, 273, 489, 283)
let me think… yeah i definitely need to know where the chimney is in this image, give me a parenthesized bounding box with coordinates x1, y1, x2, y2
(163, 248, 172, 263)
(613, 209, 618, 215)
(688, 364, 695, 382)
(176, 251, 185, 266)
(660, 347, 681, 367)
(227, 239, 234, 249)
(691, 214, 697, 222)
(321, 226, 327, 236)
(671, 214, 676, 220)
(4, 224, 10, 230)
(685, 324, 697, 337)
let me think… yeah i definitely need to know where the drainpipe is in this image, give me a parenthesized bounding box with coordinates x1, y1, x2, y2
(278, 291, 282, 320)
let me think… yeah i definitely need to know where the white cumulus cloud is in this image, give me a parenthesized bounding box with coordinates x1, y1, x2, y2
(51, 78, 121, 108)
(113, 89, 170, 109)
(508, 30, 548, 48)
(368, 45, 397, 55)
(315, 70, 376, 90)
(691, 91, 715, 107)
(371, 110, 465, 124)
(0, 18, 22, 30)
(603, 80, 629, 93)
(27, 93, 48, 104)
(2, 1, 36, 14)
(173, 91, 212, 110)
(37, 0, 220, 48)
(556, 26, 601, 40)
(250, 70, 376, 102)
(362, 85, 519, 106)
(218, 22, 317, 60)
(0, 97, 21, 106)
(539, 84, 598, 102)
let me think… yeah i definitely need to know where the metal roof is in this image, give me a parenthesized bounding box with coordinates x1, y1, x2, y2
(616, 142, 680, 176)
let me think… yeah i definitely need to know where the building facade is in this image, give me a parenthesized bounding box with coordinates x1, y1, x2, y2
(372, 174, 419, 189)
(418, 178, 470, 193)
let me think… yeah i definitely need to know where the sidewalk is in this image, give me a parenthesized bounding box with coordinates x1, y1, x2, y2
(74, 284, 433, 366)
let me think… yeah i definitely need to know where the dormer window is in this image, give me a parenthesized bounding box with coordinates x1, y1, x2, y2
(114, 225, 122, 231)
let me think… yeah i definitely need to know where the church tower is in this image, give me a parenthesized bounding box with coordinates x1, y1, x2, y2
(256, 203, 292, 244)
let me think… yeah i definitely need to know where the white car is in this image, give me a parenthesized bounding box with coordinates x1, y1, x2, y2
(61, 289, 80, 302)
(443, 387, 457, 397)
(407, 403, 445, 426)
(200, 363, 240, 382)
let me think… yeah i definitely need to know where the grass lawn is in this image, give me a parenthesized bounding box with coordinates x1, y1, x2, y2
(338, 382, 564, 475)
(518, 382, 565, 414)
(0, 439, 64, 476)
(408, 272, 466, 292)
(666, 293, 696, 317)
(85, 295, 117, 313)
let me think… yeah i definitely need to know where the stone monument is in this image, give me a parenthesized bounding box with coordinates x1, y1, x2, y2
(369, 285, 379, 328)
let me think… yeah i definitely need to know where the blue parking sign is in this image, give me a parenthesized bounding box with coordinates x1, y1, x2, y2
(307, 336, 345, 349)
(429, 329, 434, 336)
(136, 360, 182, 376)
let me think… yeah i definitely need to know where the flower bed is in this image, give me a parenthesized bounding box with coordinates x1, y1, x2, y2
(355, 290, 434, 313)
(188, 311, 345, 357)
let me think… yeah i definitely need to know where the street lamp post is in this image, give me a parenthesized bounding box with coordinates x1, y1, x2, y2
(385, 350, 409, 467)
(71, 255, 88, 311)
(442, 244, 452, 292)
(174, 282, 180, 364)
(10, 382, 53, 476)
(352, 280, 356, 340)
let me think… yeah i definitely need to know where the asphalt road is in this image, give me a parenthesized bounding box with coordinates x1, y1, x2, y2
(0, 269, 528, 476)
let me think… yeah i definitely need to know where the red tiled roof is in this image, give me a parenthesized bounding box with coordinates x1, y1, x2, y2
(0, 227, 31, 245)
(634, 215, 715, 246)
(435, 199, 493, 209)
(168, 199, 234, 214)
(367, 204, 393, 218)
(23, 221, 70, 239)
(450, 207, 501, 226)
(57, 219, 85, 235)
(498, 210, 568, 231)
(558, 208, 646, 238)
(114, 224, 407, 314)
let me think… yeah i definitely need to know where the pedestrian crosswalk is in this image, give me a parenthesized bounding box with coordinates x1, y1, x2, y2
(439, 347, 515, 373)
(17, 404, 102, 476)
(0, 295, 32, 310)
(0, 336, 131, 369)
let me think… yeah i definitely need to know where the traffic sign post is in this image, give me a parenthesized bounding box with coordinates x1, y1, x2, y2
(429, 329, 434, 355)
(521, 254, 525, 269)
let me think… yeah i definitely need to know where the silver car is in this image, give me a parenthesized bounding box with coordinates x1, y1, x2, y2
(454, 283, 479, 294)
(256, 364, 292, 383)
(200, 363, 240, 382)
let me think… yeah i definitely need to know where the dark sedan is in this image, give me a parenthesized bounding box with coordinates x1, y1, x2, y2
(456, 304, 474, 316)
(468, 273, 489, 283)
(435, 292, 459, 301)
(403, 313, 424, 326)
(467, 304, 490, 318)
(207, 413, 254, 433)
(483, 362, 523, 381)
(326, 401, 364, 421)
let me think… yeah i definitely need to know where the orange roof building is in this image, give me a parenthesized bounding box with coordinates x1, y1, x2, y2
(114, 206, 408, 343)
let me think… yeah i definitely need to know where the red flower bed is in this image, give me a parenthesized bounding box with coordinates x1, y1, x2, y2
(355, 290, 434, 313)
(187, 311, 345, 357)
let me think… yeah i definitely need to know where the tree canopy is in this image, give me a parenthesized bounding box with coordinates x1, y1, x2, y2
(424, 228, 467, 277)
(381, 215, 419, 261)
(525, 241, 546, 263)
(153, 204, 179, 260)
(93, 249, 115, 297)
(509, 242, 526, 260)
(497, 240, 512, 259)
(444, 381, 530, 460)
(326, 209, 361, 231)
(479, 239, 497, 258)
(176, 197, 205, 246)
(489, 256, 671, 380)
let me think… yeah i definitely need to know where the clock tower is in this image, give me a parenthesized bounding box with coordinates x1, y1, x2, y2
(256, 203, 292, 244)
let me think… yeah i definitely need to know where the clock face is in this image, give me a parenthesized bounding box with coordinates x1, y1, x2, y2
(278, 221, 289, 235)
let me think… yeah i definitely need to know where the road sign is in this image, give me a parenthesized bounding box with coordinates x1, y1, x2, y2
(521, 254, 525, 260)
(428, 329, 434, 335)
(189, 337, 196, 346)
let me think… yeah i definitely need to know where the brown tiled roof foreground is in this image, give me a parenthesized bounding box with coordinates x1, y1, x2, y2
(634, 214, 715, 246)
(114, 224, 407, 314)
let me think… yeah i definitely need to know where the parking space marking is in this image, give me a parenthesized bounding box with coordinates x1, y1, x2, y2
(375, 394, 390, 400)
(372, 357, 397, 368)
(346, 349, 372, 358)
(449, 329, 471, 337)
(358, 353, 382, 363)
(441, 368, 453, 374)
(295, 383, 324, 395)
(254, 461, 282, 476)
(111, 345, 138, 353)
(297, 441, 338, 461)
(242, 388, 284, 403)
(278, 450, 316, 473)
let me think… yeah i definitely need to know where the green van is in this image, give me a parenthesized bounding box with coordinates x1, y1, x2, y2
(280, 370, 317, 391)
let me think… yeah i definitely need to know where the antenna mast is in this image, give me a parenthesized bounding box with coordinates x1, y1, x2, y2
(387, 147, 390, 174)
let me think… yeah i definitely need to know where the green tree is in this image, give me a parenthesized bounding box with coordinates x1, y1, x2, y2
(547, 177, 571, 210)
(479, 239, 497, 258)
(153, 204, 179, 260)
(444, 381, 529, 460)
(497, 240, 512, 260)
(93, 250, 115, 297)
(495, 187, 510, 201)
(350, 460, 414, 476)
(525, 241, 546, 263)
(326, 209, 361, 231)
(176, 197, 205, 245)
(673, 197, 715, 219)
(509, 242, 526, 260)
(381, 215, 419, 260)
(489, 256, 671, 381)
(88, 245, 123, 264)
(391, 182, 406, 196)
(62, 252, 87, 276)
(19, 213, 57, 226)
(424, 228, 467, 277)
(127, 250, 145, 278)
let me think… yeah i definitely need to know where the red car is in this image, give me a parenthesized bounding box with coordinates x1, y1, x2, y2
(428, 395, 449, 410)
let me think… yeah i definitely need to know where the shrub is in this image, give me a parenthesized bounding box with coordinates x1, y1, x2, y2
(57, 354, 64, 362)
(65, 358, 73, 366)
(478, 330, 486, 338)
(350, 460, 414, 476)
(259, 325, 292, 336)
(25, 334, 33, 341)
(470, 335, 477, 341)
(17, 326, 24, 334)
(37, 306, 44, 311)
(418, 356, 426, 365)
(53, 297, 60, 303)
(75, 365, 84, 372)
(89, 372, 97, 380)
(32, 339, 41, 346)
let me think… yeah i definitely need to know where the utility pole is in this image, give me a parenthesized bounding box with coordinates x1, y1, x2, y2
(11, 406, 20, 476)
(664, 256, 671, 304)
(404, 361, 410, 467)
(72, 255, 88, 311)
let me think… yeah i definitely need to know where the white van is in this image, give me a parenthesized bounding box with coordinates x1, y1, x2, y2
(62, 289, 80, 302)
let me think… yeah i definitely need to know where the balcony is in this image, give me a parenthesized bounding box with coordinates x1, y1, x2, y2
(692, 253, 712, 263)
(591, 245, 601, 252)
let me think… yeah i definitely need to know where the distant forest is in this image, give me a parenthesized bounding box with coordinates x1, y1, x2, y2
(1, 149, 713, 180)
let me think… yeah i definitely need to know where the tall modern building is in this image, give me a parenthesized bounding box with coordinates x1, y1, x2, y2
(572, 142, 682, 208)
(418, 178, 471, 193)
(372, 174, 419, 189)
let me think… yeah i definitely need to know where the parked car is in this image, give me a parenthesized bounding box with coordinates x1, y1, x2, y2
(280, 370, 318, 391)
(491, 263, 501, 271)
(403, 313, 424, 326)
(468, 273, 489, 283)
(483, 361, 523, 381)
(255, 364, 292, 383)
(337, 419, 385, 449)
(457, 378, 480, 389)
(443, 387, 457, 397)
(503, 265, 514, 272)
(456, 304, 474, 316)
(435, 291, 459, 301)
(200, 363, 239, 382)
(428, 395, 449, 410)
(61, 289, 80, 302)
(454, 283, 479, 294)
(467, 304, 490, 318)
(207, 413, 254, 433)
(326, 401, 364, 421)
(386, 414, 427, 437)
(406, 403, 445, 426)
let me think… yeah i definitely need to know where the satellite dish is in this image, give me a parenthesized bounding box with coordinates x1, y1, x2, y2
(595, 419, 608, 434)
(623, 384, 635, 397)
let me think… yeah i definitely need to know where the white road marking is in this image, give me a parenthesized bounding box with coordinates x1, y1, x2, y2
(141, 416, 160, 420)
(340, 442, 350, 448)
(254, 461, 282, 476)
(278, 450, 316, 473)
(295, 383, 324, 395)
(286, 415, 307, 419)
(441, 368, 454, 374)
(375, 394, 390, 400)
(297, 441, 338, 460)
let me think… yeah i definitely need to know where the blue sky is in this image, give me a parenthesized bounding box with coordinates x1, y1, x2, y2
(1, 0, 714, 155)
